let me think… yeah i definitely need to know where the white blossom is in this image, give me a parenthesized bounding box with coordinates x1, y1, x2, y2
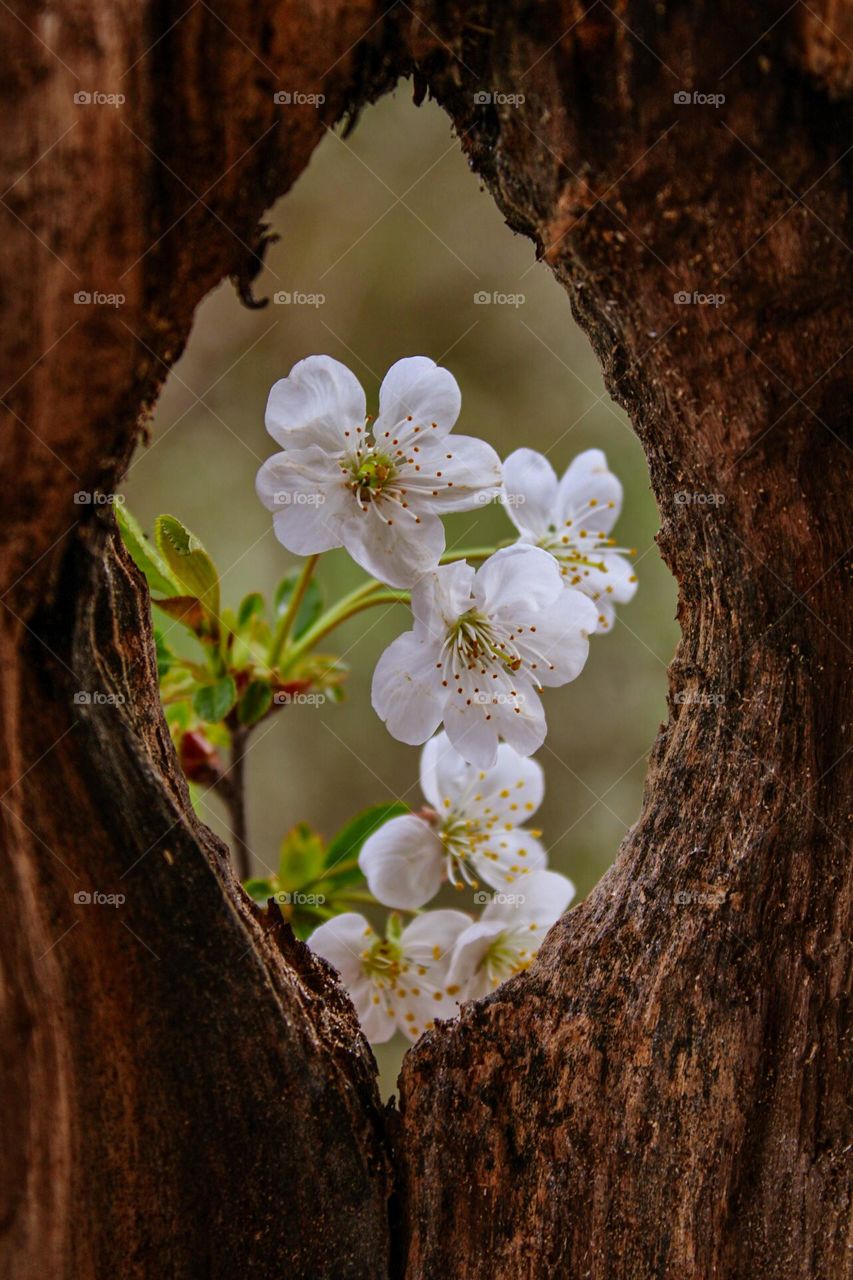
(371, 545, 598, 767)
(256, 355, 501, 588)
(446, 869, 575, 999)
(502, 447, 637, 632)
(359, 733, 547, 909)
(308, 909, 471, 1042)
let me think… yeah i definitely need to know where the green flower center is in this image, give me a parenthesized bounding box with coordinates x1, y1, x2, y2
(350, 451, 396, 497)
(447, 609, 521, 673)
(363, 936, 403, 984)
(484, 934, 528, 984)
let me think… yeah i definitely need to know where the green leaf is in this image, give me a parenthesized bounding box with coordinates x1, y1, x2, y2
(324, 802, 410, 887)
(237, 592, 265, 630)
(243, 877, 277, 904)
(155, 515, 220, 621)
(278, 822, 326, 892)
(192, 675, 237, 724)
(116, 504, 178, 597)
(238, 679, 273, 727)
(153, 629, 173, 677)
(274, 573, 323, 641)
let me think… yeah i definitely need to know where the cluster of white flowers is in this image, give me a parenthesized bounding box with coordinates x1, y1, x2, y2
(257, 354, 638, 1043)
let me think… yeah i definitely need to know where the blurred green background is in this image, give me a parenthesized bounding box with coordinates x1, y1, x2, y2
(123, 90, 678, 1089)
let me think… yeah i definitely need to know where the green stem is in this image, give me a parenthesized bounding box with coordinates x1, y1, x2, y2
(281, 590, 409, 672)
(269, 554, 320, 667)
(440, 538, 514, 564)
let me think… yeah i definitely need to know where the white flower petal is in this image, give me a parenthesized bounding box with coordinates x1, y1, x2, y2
(405, 435, 502, 514)
(308, 913, 373, 985)
(339, 504, 445, 589)
(356, 979, 397, 1044)
(482, 868, 575, 926)
(475, 828, 548, 892)
(502, 448, 559, 538)
(372, 630, 445, 746)
(256, 448, 350, 554)
(265, 355, 366, 451)
(445, 919, 505, 992)
(443, 696, 500, 769)
(487, 680, 548, 759)
(401, 907, 472, 957)
(359, 814, 445, 909)
(474, 545, 563, 616)
(566, 551, 638, 633)
(465, 742, 544, 827)
(418, 731, 470, 812)
(516, 589, 597, 687)
(557, 448, 623, 533)
(410, 561, 475, 641)
(374, 356, 461, 445)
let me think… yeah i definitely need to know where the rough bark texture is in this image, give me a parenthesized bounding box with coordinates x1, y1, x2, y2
(1, 3, 850, 1278)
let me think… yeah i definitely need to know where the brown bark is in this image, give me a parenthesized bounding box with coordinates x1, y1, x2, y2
(1, 3, 850, 1278)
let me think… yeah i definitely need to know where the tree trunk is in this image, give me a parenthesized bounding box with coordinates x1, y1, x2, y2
(1, 3, 850, 1278)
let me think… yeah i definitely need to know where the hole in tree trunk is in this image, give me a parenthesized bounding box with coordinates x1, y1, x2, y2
(122, 91, 677, 1093)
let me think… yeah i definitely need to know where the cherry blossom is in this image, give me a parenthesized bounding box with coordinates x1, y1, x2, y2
(446, 869, 576, 999)
(371, 545, 598, 767)
(502, 447, 638, 632)
(256, 355, 501, 588)
(359, 732, 547, 909)
(308, 909, 471, 1042)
